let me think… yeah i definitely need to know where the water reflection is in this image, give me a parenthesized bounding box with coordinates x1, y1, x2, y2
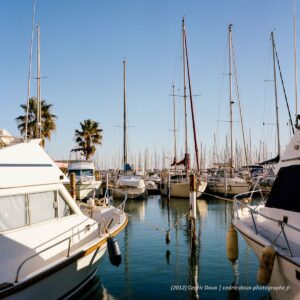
(76, 195, 271, 300)
(72, 276, 118, 300)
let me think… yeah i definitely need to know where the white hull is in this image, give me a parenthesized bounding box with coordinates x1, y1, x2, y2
(113, 187, 146, 199)
(64, 181, 102, 200)
(3, 245, 106, 300)
(233, 203, 300, 300)
(160, 180, 207, 198)
(235, 227, 300, 300)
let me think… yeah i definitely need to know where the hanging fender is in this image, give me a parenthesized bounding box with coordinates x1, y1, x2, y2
(107, 236, 122, 267)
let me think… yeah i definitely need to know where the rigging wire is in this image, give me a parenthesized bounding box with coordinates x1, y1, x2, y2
(230, 29, 249, 170)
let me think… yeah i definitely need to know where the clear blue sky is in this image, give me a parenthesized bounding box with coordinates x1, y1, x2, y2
(0, 0, 298, 168)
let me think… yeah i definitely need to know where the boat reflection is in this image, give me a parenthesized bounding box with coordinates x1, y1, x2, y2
(75, 195, 272, 299)
(71, 276, 118, 300)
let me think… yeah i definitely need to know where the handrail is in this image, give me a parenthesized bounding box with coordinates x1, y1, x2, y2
(14, 198, 126, 283)
(15, 236, 72, 283)
(234, 192, 300, 233)
(234, 189, 300, 258)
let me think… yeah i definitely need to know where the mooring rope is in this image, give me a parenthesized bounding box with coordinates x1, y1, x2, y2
(201, 192, 234, 202)
(126, 206, 192, 235)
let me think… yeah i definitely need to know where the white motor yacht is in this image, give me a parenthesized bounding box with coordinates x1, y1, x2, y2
(232, 129, 300, 300)
(0, 132, 127, 299)
(65, 160, 102, 200)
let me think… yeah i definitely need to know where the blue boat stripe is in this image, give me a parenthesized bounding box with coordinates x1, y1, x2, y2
(0, 163, 53, 167)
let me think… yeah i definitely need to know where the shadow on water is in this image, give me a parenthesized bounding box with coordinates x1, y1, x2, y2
(71, 276, 118, 300)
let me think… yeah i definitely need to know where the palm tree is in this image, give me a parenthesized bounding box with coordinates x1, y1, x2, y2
(74, 119, 103, 160)
(15, 97, 57, 147)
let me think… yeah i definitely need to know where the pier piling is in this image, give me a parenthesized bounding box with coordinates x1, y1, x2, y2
(189, 174, 197, 243)
(70, 172, 76, 200)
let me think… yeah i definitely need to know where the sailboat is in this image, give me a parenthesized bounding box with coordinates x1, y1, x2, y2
(160, 18, 207, 198)
(113, 60, 146, 199)
(207, 24, 251, 196)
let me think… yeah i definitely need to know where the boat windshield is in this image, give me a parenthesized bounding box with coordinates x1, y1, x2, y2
(266, 165, 300, 213)
(69, 169, 94, 177)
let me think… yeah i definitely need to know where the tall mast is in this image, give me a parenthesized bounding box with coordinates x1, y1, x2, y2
(184, 26, 200, 172)
(123, 60, 127, 169)
(271, 31, 281, 158)
(293, 0, 299, 127)
(172, 84, 177, 173)
(37, 24, 41, 139)
(182, 18, 189, 177)
(182, 18, 188, 154)
(228, 24, 234, 177)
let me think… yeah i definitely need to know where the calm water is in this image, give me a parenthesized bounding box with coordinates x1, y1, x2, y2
(76, 195, 272, 300)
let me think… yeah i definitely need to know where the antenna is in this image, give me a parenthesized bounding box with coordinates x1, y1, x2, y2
(25, 0, 36, 142)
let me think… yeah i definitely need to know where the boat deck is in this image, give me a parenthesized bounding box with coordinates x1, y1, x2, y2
(237, 213, 300, 259)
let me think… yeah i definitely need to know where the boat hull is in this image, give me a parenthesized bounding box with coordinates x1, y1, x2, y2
(113, 187, 146, 199)
(207, 182, 250, 196)
(233, 223, 300, 300)
(160, 181, 207, 198)
(2, 244, 106, 300)
(64, 181, 102, 200)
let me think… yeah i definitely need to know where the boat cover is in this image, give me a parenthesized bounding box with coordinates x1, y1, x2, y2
(266, 165, 300, 213)
(117, 176, 145, 188)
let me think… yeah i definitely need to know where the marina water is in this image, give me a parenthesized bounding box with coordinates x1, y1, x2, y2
(75, 195, 272, 300)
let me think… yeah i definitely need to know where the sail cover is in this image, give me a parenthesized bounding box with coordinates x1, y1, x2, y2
(266, 165, 300, 213)
(171, 153, 190, 169)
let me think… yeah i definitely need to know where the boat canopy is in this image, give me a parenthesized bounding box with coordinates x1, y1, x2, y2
(266, 165, 300, 213)
(259, 154, 280, 165)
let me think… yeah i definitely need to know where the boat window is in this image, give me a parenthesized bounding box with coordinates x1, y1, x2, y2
(69, 169, 93, 177)
(30, 191, 56, 224)
(69, 170, 81, 176)
(57, 192, 74, 217)
(0, 194, 27, 231)
(81, 169, 94, 176)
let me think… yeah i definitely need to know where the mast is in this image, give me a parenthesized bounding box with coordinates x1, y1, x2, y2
(123, 60, 127, 169)
(228, 24, 234, 177)
(271, 31, 281, 158)
(293, 0, 299, 127)
(172, 85, 177, 173)
(184, 26, 200, 172)
(182, 18, 189, 177)
(37, 24, 41, 139)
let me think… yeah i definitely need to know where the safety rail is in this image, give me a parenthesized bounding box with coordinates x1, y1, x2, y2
(234, 189, 300, 258)
(15, 235, 74, 283)
(14, 193, 127, 283)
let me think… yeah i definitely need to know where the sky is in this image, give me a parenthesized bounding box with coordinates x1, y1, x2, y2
(0, 0, 298, 169)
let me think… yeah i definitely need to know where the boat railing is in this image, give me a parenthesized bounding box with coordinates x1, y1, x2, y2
(15, 190, 127, 283)
(117, 194, 127, 213)
(234, 189, 300, 257)
(15, 235, 73, 283)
